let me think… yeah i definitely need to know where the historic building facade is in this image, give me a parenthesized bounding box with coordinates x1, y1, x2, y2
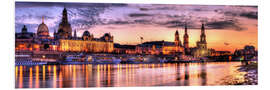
(192, 24, 211, 57)
(54, 8, 73, 40)
(55, 8, 114, 53)
(162, 30, 184, 55)
(59, 30, 114, 53)
(37, 17, 50, 39)
(15, 25, 36, 51)
(15, 7, 114, 53)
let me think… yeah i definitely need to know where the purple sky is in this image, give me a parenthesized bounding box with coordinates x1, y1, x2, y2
(15, 2, 257, 51)
(15, 2, 257, 33)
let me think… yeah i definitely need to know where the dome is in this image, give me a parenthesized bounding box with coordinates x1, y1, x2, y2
(37, 23, 49, 37)
(104, 33, 110, 37)
(37, 17, 49, 36)
(22, 25, 27, 33)
(82, 31, 90, 37)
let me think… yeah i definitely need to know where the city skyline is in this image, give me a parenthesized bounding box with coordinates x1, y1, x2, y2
(15, 2, 258, 52)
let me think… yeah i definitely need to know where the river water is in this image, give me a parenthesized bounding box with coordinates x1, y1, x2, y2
(15, 62, 247, 88)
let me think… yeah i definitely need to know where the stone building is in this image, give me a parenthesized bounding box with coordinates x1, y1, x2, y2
(59, 30, 114, 53)
(192, 24, 211, 57)
(54, 7, 72, 40)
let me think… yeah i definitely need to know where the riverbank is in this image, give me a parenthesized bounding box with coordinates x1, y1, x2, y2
(238, 61, 258, 85)
(222, 61, 258, 85)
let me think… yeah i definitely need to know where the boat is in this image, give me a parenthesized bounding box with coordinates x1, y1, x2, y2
(15, 54, 48, 65)
(93, 56, 121, 64)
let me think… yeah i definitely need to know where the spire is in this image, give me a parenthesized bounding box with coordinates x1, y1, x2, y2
(183, 23, 189, 49)
(42, 16, 44, 23)
(184, 23, 187, 34)
(175, 30, 179, 35)
(74, 29, 77, 38)
(201, 23, 205, 34)
(62, 7, 68, 23)
(200, 23, 206, 43)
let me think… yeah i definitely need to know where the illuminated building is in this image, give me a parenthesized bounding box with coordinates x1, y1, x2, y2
(211, 50, 231, 56)
(14, 7, 114, 62)
(59, 39, 114, 53)
(174, 30, 182, 46)
(192, 24, 210, 57)
(59, 30, 114, 53)
(37, 16, 50, 39)
(36, 16, 55, 51)
(15, 25, 35, 51)
(162, 30, 184, 55)
(137, 30, 185, 55)
(50, 7, 114, 53)
(137, 41, 169, 55)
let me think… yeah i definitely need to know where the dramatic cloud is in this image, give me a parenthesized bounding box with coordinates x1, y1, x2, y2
(15, 2, 257, 33)
(206, 19, 245, 31)
(139, 8, 150, 11)
(240, 12, 258, 19)
(128, 13, 153, 17)
(16, 2, 127, 8)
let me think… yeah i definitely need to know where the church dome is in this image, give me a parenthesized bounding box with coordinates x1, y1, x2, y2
(104, 33, 111, 37)
(37, 17, 49, 36)
(22, 25, 27, 33)
(82, 30, 90, 37)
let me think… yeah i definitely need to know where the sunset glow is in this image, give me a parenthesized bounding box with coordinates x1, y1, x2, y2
(15, 2, 257, 52)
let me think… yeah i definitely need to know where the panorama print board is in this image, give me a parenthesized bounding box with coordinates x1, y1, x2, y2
(15, 1, 257, 88)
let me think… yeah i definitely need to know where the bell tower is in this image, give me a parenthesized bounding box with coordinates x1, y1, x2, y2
(183, 24, 189, 49)
(175, 30, 182, 46)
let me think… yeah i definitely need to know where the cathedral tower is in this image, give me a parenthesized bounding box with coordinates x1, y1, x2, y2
(194, 23, 209, 57)
(175, 30, 182, 46)
(74, 29, 77, 39)
(57, 7, 72, 39)
(183, 24, 189, 49)
(200, 24, 206, 44)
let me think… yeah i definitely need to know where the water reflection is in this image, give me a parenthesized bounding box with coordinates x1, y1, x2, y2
(15, 62, 246, 88)
(200, 63, 207, 85)
(184, 63, 189, 86)
(35, 66, 39, 88)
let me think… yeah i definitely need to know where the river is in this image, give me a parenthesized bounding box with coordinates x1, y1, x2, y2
(15, 62, 247, 88)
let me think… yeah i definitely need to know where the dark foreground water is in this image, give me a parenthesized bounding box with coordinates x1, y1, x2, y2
(15, 62, 247, 88)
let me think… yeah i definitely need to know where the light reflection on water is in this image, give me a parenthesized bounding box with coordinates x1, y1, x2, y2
(15, 62, 246, 88)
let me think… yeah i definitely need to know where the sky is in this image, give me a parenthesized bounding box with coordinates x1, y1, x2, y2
(15, 2, 258, 52)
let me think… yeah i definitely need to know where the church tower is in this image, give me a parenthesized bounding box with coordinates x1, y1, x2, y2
(57, 7, 72, 39)
(62, 8, 68, 24)
(183, 24, 189, 49)
(53, 29, 57, 39)
(73, 29, 77, 39)
(200, 23, 207, 49)
(175, 30, 182, 46)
